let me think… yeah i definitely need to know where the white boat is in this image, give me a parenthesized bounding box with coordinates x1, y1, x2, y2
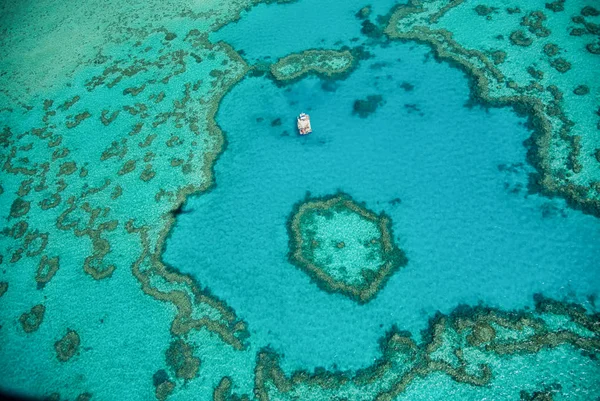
(297, 113, 312, 135)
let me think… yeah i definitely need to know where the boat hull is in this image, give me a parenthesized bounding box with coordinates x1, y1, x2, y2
(297, 113, 312, 135)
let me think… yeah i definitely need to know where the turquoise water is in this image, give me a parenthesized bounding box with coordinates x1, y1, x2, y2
(1, 0, 599, 399)
(163, 37, 600, 374)
(211, 0, 399, 62)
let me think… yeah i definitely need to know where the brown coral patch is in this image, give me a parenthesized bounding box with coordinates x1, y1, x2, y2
(166, 339, 201, 381)
(10, 198, 30, 218)
(36, 255, 60, 289)
(19, 304, 46, 333)
(54, 329, 81, 362)
(153, 369, 175, 401)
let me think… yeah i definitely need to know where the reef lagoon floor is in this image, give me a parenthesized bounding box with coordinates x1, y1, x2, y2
(1, 0, 599, 400)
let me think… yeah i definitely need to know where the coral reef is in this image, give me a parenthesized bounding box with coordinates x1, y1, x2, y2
(269, 49, 357, 83)
(153, 369, 176, 401)
(0, 0, 598, 399)
(19, 304, 46, 333)
(384, 0, 600, 216)
(213, 377, 250, 401)
(287, 193, 407, 303)
(248, 295, 600, 400)
(0, 23, 251, 396)
(165, 339, 201, 381)
(352, 94, 385, 118)
(35, 255, 60, 289)
(54, 329, 81, 362)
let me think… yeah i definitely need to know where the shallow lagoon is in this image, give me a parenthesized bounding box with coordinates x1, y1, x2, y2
(0, 0, 598, 399)
(164, 38, 600, 372)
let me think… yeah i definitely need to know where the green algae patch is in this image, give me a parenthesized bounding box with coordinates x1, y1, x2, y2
(270, 49, 356, 82)
(288, 193, 407, 304)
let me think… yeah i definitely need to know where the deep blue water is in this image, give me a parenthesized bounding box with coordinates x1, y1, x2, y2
(163, 39, 600, 372)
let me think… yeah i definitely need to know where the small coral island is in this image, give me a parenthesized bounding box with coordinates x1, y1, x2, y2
(287, 193, 407, 303)
(270, 49, 356, 82)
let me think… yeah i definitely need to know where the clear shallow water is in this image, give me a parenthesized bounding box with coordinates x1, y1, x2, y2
(163, 39, 600, 372)
(1, 0, 599, 399)
(211, 0, 399, 63)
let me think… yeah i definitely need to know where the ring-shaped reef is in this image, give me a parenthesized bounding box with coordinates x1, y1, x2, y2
(54, 329, 81, 362)
(288, 193, 407, 303)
